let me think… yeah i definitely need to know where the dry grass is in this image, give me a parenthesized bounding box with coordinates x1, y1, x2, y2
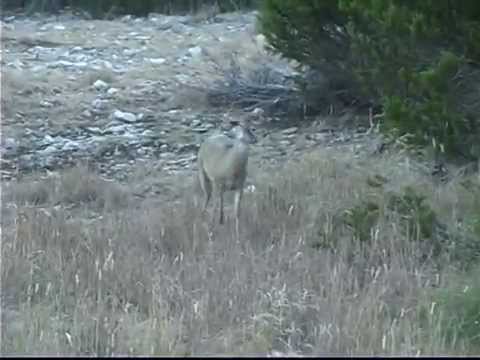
(3, 165, 130, 210)
(2, 9, 479, 356)
(1, 69, 50, 121)
(168, 25, 298, 113)
(1, 68, 99, 132)
(2, 147, 480, 356)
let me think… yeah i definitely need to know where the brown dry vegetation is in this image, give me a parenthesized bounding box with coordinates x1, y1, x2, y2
(2, 147, 480, 356)
(1, 68, 101, 135)
(2, 8, 480, 357)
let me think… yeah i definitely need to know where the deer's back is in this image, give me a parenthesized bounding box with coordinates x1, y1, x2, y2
(198, 134, 249, 190)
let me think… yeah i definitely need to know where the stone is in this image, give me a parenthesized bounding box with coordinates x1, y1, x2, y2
(107, 88, 119, 95)
(147, 57, 166, 65)
(188, 46, 203, 57)
(93, 79, 109, 90)
(113, 110, 137, 123)
(282, 127, 298, 135)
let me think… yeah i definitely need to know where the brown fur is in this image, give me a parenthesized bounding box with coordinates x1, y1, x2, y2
(197, 123, 257, 226)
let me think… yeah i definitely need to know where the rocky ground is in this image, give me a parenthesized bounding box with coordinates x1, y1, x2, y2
(1, 9, 383, 201)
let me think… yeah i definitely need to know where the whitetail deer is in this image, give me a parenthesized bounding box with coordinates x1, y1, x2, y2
(197, 120, 257, 229)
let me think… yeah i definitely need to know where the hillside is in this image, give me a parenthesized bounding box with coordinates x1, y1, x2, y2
(2, 9, 480, 356)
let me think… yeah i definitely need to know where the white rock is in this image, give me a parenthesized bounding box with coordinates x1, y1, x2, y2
(123, 48, 141, 56)
(123, 132, 138, 140)
(31, 65, 45, 72)
(48, 60, 87, 68)
(43, 134, 56, 145)
(147, 57, 166, 65)
(255, 34, 267, 48)
(41, 144, 58, 155)
(87, 127, 102, 134)
(8, 59, 24, 69)
(113, 110, 137, 123)
(40, 100, 53, 108)
(3, 137, 17, 148)
(62, 140, 80, 151)
(188, 46, 203, 57)
(91, 99, 109, 109)
(102, 60, 113, 69)
(82, 110, 92, 117)
(282, 127, 298, 135)
(70, 53, 88, 62)
(252, 107, 265, 116)
(2, 22, 15, 31)
(2, 138, 17, 154)
(73, 61, 88, 68)
(108, 124, 129, 134)
(112, 67, 127, 74)
(93, 79, 109, 90)
(107, 88, 119, 95)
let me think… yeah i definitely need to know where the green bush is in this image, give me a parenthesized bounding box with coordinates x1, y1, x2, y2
(343, 200, 380, 243)
(343, 180, 480, 268)
(421, 266, 480, 353)
(449, 180, 480, 270)
(258, 1, 349, 68)
(258, 0, 480, 160)
(343, 186, 439, 247)
(387, 186, 438, 242)
(258, 0, 354, 97)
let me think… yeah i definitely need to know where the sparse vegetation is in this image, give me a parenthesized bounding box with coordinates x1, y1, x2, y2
(3, 150, 480, 356)
(175, 36, 304, 117)
(2, 1, 480, 357)
(5, 165, 130, 210)
(343, 185, 440, 246)
(420, 266, 480, 355)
